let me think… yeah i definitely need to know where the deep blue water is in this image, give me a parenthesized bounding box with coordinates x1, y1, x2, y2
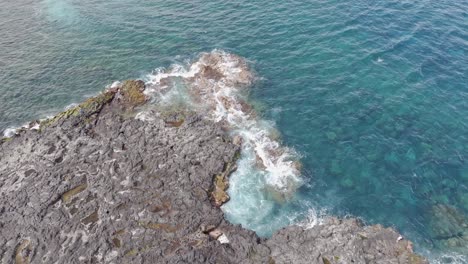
(1, 0, 468, 261)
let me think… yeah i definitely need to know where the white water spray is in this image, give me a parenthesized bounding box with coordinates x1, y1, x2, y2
(144, 50, 302, 192)
(141, 50, 307, 235)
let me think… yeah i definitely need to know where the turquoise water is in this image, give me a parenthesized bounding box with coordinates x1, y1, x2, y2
(1, 0, 468, 261)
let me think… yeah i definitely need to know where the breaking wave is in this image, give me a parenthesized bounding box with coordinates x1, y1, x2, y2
(144, 50, 302, 192)
(141, 50, 305, 234)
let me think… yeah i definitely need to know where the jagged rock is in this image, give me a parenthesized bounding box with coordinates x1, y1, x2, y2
(268, 218, 427, 264)
(211, 161, 237, 207)
(119, 80, 148, 108)
(0, 82, 427, 263)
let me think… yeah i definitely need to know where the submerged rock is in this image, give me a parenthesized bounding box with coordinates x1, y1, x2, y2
(428, 204, 468, 254)
(0, 82, 427, 263)
(326, 131, 337, 141)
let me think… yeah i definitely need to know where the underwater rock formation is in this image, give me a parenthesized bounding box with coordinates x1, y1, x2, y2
(429, 204, 468, 253)
(0, 80, 427, 263)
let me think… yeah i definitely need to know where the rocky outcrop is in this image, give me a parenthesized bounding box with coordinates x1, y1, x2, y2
(268, 218, 426, 264)
(0, 81, 427, 263)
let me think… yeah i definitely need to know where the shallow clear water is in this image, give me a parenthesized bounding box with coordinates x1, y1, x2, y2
(1, 0, 468, 261)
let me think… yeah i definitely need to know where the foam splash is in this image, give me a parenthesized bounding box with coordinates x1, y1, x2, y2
(144, 50, 302, 192)
(2, 121, 42, 138)
(432, 253, 467, 264)
(141, 50, 304, 234)
(3, 128, 17, 138)
(296, 207, 327, 229)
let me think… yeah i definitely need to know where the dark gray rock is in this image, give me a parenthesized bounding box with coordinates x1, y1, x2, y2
(0, 81, 427, 264)
(268, 218, 427, 264)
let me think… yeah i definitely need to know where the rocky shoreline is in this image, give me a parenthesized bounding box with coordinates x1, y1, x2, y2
(0, 80, 428, 263)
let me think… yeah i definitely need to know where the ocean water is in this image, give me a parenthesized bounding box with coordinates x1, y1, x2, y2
(1, 0, 468, 262)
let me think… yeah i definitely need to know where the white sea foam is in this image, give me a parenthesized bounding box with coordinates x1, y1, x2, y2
(296, 207, 326, 229)
(3, 128, 17, 138)
(30, 123, 40, 130)
(432, 252, 467, 264)
(144, 50, 302, 193)
(110, 81, 121, 89)
(2, 120, 42, 138)
(140, 50, 305, 235)
(64, 103, 78, 110)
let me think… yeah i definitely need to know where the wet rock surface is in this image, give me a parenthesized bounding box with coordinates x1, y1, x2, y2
(0, 81, 426, 263)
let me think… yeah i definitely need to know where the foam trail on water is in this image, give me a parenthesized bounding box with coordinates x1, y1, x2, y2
(432, 253, 467, 264)
(142, 50, 305, 234)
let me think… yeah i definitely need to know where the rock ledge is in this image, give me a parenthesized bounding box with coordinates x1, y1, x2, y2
(0, 81, 427, 263)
